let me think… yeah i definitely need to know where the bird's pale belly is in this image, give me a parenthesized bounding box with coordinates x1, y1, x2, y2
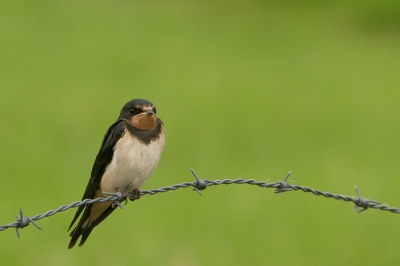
(100, 132, 165, 194)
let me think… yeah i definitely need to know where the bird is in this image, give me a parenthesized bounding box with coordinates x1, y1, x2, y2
(67, 98, 165, 249)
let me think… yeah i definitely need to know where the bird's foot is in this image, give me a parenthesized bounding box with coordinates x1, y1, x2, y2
(129, 188, 141, 201)
(116, 188, 129, 205)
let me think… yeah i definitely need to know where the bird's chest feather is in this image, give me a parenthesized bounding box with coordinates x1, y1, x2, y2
(100, 131, 165, 193)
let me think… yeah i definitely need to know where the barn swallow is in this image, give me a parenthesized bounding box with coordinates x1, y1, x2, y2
(67, 98, 165, 249)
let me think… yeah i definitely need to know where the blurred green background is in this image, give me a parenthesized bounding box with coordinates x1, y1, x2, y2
(1, 0, 400, 265)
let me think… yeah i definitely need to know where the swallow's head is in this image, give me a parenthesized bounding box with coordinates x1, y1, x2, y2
(120, 99, 159, 130)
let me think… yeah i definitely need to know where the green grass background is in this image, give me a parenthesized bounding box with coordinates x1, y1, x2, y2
(1, 0, 400, 265)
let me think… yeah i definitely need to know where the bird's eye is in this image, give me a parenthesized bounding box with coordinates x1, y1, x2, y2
(129, 108, 140, 114)
(153, 107, 157, 114)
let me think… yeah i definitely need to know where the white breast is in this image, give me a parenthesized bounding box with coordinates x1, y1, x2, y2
(100, 130, 165, 194)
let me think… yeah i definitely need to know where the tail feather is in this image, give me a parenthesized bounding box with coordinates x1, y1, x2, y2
(68, 224, 95, 249)
(68, 204, 94, 249)
(68, 204, 117, 249)
(68, 204, 86, 232)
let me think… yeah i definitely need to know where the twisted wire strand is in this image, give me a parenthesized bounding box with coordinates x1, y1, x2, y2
(1, 169, 399, 237)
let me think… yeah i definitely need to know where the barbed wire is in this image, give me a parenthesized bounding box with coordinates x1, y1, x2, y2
(1, 169, 398, 238)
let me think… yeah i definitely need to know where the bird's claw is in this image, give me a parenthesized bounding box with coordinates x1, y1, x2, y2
(116, 188, 129, 205)
(129, 189, 141, 201)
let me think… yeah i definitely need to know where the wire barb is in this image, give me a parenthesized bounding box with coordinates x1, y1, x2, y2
(354, 186, 370, 214)
(190, 168, 207, 195)
(15, 208, 42, 238)
(103, 192, 125, 209)
(275, 171, 293, 193)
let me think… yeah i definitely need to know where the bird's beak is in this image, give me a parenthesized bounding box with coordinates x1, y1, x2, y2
(146, 110, 155, 116)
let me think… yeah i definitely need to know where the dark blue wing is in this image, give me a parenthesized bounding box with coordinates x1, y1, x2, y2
(67, 119, 126, 248)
